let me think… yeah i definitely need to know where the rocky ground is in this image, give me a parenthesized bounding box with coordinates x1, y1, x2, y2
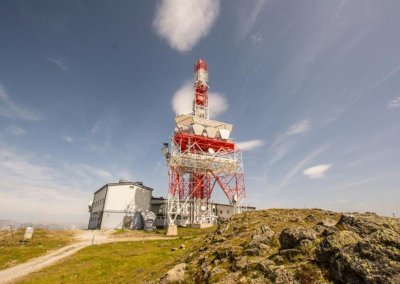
(161, 209, 400, 283)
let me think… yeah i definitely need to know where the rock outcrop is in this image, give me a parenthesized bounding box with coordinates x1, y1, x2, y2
(172, 209, 400, 284)
(160, 263, 187, 284)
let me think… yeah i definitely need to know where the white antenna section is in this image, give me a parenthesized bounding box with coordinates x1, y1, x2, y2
(192, 124, 204, 136)
(205, 127, 217, 138)
(219, 129, 231, 139)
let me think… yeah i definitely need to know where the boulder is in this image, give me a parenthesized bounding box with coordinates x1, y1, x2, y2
(279, 248, 303, 261)
(279, 227, 317, 249)
(305, 214, 317, 222)
(159, 263, 186, 284)
(271, 266, 294, 284)
(317, 228, 400, 283)
(337, 214, 400, 236)
(317, 219, 337, 227)
(316, 230, 361, 263)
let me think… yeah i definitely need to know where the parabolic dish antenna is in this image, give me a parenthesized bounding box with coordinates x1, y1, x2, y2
(233, 194, 238, 204)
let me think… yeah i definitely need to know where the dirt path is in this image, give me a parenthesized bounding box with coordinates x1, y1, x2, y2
(0, 230, 172, 284)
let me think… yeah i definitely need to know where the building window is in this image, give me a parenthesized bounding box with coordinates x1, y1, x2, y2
(220, 210, 222, 214)
(227, 210, 229, 214)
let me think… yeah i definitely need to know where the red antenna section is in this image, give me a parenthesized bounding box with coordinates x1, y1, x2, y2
(193, 59, 209, 118)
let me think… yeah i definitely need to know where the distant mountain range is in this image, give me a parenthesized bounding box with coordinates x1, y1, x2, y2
(0, 219, 86, 230)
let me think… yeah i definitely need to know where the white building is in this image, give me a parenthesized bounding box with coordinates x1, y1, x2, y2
(88, 180, 153, 230)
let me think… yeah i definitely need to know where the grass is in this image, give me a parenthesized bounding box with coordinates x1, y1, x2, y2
(0, 228, 73, 270)
(18, 227, 214, 284)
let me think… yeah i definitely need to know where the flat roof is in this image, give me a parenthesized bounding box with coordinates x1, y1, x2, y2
(94, 181, 154, 195)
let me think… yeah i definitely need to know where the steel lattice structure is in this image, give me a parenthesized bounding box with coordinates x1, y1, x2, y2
(163, 59, 246, 227)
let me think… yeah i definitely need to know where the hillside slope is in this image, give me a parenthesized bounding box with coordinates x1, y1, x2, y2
(170, 209, 400, 283)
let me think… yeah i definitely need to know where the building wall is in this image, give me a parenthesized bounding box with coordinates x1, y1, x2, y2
(103, 184, 133, 211)
(133, 186, 152, 212)
(215, 204, 234, 220)
(98, 211, 125, 229)
(88, 186, 107, 229)
(89, 184, 152, 230)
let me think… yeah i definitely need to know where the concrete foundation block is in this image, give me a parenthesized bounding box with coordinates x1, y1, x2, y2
(166, 224, 178, 236)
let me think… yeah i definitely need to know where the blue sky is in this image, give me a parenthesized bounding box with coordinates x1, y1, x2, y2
(0, 0, 399, 223)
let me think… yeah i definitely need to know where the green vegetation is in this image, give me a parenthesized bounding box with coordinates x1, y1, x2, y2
(18, 227, 214, 284)
(0, 228, 73, 270)
(160, 226, 215, 237)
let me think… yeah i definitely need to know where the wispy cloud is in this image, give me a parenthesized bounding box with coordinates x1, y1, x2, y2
(172, 81, 228, 118)
(370, 64, 400, 90)
(303, 164, 331, 179)
(62, 136, 74, 143)
(0, 144, 84, 222)
(153, 0, 220, 52)
(331, 173, 400, 192)
(387, 97, 400, 109)
(267, 119, 312, 167)
(237, 139, 264, 151)
(350, 64, 400, 104)
(86, 113, 117, 153)
(279, 145, 327, 188)
(0, 141, 115, 222)
(46, 57, 69, 72)
(286, 119, 311, 135)
(0, 83, 43, 121)
(65, 162, 114, 180)
(238, 0, 268, 40)
(6, 125, 26, 136)
(250, 33, 262, 45)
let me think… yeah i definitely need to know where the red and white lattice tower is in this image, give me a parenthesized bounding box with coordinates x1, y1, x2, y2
(162, 59, 246, 230)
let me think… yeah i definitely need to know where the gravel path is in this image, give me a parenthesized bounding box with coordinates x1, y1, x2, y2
(0, 230, 171, 284)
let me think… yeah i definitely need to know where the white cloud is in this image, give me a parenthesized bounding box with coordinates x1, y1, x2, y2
(237, 139, 264, 151)
(6, 125, 26, 136)
(0, 141, 115, 222)
(153, 0, 220, 52)
(387, 97, 400, 109)
(62, 136, 74, 143)
(46, 58, 69, 72)
(172, 81, 228, 118)
(286, 119, 311, 135)
(0, 83, 43, 121)
(303, 164, 331, 179)
(208, 92, 228, 117)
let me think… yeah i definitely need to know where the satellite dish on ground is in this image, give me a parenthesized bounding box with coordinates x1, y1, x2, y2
(232, 194, 238, 204)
